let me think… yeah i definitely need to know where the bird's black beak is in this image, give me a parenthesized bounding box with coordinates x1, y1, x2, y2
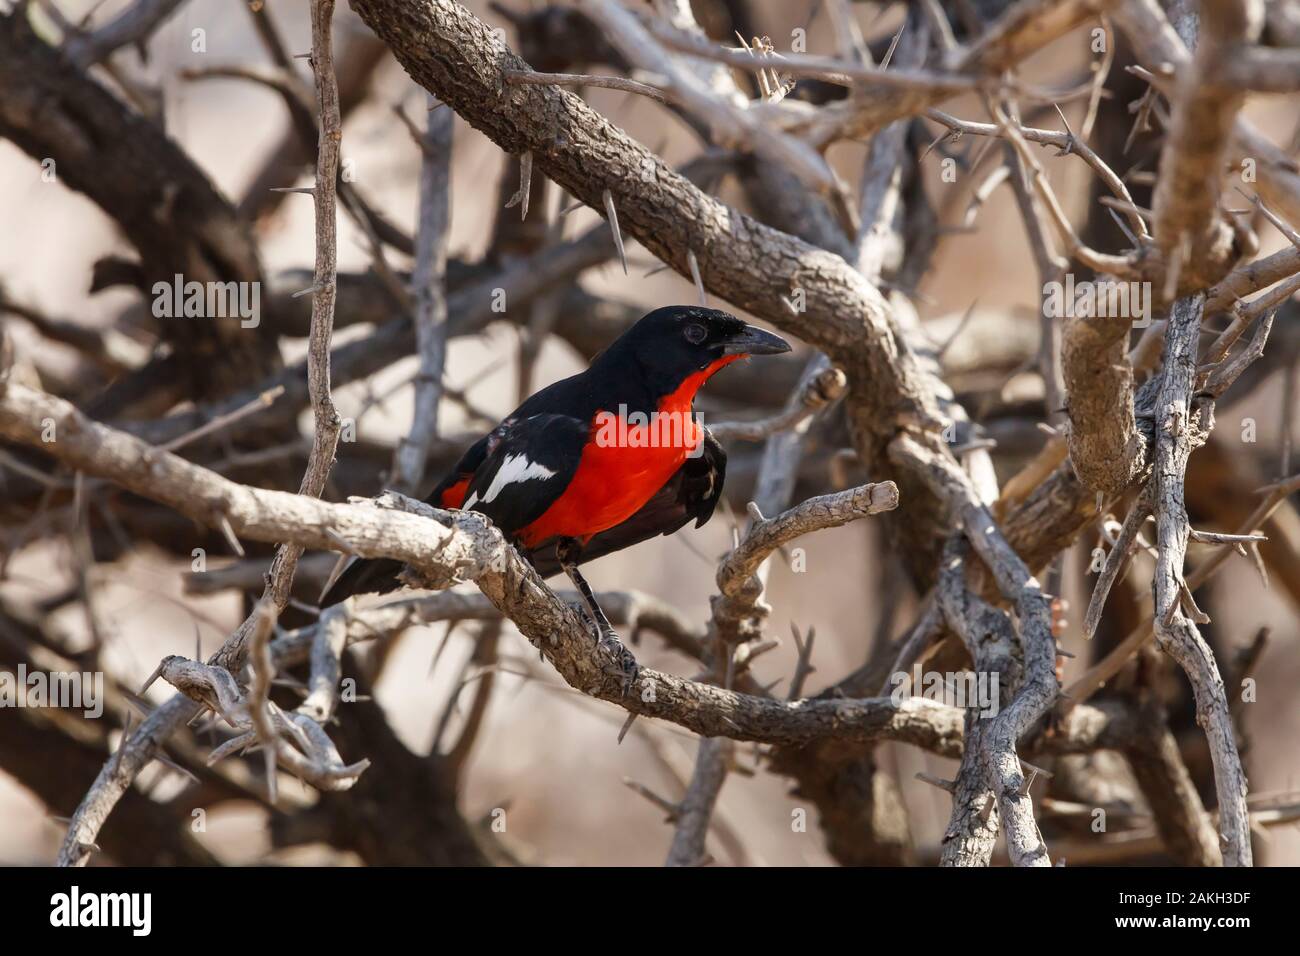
(722, 324, 792, 356)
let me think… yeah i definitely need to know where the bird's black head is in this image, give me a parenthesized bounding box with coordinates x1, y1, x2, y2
(599, 305, 791, 396)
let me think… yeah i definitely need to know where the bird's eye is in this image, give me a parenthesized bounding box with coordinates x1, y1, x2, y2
(683, 323, 707, 344)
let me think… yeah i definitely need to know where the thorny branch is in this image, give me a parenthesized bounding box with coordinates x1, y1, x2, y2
(0, 383, 959, 752)
(1148, 294, 1250, 866)
(2, 0, 1297, 869)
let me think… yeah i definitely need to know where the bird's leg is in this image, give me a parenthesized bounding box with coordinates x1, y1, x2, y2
(555, 537, 640, 694)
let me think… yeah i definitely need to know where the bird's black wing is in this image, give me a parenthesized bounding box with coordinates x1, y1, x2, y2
(430, 431, 491, 505)
(321, 414, 588, 607)
(459, 412, 588, 535)
(526, 426, 726, 577)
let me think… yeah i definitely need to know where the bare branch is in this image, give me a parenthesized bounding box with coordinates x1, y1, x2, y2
(0, 382, 961, 755)
(1149, 293, 1251, 866)
(577, 0, 840, 201)
(503, 67, 669, 103)
(1083, 492, 1152, 640)
(391, 94, 453, 494)
(664, 737, 732, 867)
(63, 0, 187, 68)
(890, 434, 1059, 866)
(708, 365, 846, 443)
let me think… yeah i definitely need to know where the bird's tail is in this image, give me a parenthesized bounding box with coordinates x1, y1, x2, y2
(318, 555, 407, 608)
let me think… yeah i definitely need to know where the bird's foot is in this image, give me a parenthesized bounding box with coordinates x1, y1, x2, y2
(594, 625, 640, 696)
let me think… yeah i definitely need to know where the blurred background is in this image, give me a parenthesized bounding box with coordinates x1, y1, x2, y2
(1, 0, 1297, 865)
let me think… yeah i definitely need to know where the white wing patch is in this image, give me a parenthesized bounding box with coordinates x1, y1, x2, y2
(463, 453, 556, 510)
